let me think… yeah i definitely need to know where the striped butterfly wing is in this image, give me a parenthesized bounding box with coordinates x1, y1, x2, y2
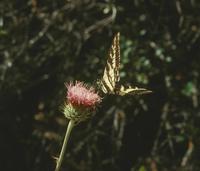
(117, 85, 152, 96)
(101, 32, 120, 94)
(100, 32, 152, 96)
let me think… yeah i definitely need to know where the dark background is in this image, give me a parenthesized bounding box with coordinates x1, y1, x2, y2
(1, 0, 200, 170)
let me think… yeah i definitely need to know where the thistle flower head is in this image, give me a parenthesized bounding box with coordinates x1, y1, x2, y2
(66, 81, 101, 108)
(63, 81, 102, 123)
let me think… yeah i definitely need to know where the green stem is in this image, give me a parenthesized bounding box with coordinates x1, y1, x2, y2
(55, 120, 75, 171)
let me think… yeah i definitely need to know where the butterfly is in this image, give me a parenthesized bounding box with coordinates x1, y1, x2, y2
(99, 32, 152, 96)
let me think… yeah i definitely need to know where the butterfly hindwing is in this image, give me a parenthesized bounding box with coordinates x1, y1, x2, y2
(117, 85, 152, 96)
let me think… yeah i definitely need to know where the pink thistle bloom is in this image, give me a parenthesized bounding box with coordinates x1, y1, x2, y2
(66, 81, 102, 108)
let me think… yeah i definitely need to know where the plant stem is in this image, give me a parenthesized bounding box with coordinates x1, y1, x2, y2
(55, 119, 75, 171)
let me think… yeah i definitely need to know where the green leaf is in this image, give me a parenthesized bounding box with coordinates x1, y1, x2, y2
(138, 165, 147, 171)
(181, 81, 197, 97)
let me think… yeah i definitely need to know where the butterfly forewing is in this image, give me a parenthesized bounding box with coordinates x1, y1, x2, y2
(101, 32, 120, 94)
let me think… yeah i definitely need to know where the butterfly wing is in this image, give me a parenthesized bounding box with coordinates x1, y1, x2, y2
(101, 32, 120, 94)
(117, 85, 152, 96)
(100, 32, 152, 96)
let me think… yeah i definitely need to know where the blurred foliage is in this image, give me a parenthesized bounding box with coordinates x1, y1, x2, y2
(1, 0, 200, 171)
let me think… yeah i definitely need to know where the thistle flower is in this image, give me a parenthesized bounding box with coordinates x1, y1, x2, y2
(66, 81, 101, 108)
(63, 81, 101, 123)
(55, 81, 101, 171)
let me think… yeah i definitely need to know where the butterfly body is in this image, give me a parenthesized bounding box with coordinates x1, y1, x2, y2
(99, 32, 151, 96)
